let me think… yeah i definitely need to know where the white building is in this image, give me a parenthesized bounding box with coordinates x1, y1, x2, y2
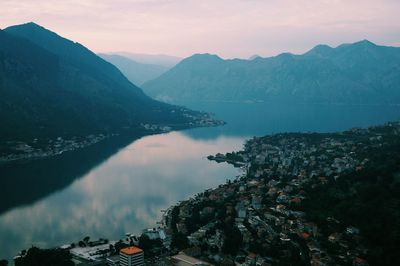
(120, 246, 144, 266)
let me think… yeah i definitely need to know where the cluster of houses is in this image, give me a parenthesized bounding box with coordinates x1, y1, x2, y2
(0, 134, 111, 163)
(1, 107, 222, 164)
(161, 123, 400, 265)
(141, 108, 224, 133)
(181, 109, 225, 128)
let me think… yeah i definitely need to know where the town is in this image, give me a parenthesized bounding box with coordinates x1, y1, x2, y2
(0, 108, 222, 165)
(163, 121, 399, 265)
(0, 134, 113, 164)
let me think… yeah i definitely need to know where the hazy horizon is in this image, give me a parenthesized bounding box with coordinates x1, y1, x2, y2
(96, 39, 397, 60)
(1, 0, 400, 59)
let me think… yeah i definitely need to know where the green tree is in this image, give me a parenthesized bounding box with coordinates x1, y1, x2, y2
(14, 247, 73, 266)
(222, 226, 242, 255)
(139, 234, 162, 251)
(171, 232, 189, 250)
(114, 240, 129, 254)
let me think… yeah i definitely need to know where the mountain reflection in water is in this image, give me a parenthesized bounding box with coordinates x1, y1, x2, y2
(0, 132, 242, 259)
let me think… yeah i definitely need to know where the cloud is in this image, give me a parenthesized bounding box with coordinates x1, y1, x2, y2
(1, 0, 399, 57)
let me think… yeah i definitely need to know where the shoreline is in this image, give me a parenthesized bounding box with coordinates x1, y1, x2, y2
(0, 116, 224, 165)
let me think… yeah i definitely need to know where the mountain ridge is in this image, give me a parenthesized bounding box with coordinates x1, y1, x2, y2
(142, 40, 400, 105)
(0, 23, 202, 141)
(4, 22, 145, 98)
(109, 52, 182, 67)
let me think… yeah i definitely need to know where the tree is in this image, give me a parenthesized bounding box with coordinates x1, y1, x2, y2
(222, 226, 242, 256)
(171, 206, 180, 233)
(109, 244, 115, 255)
(171, 232, 189, 250)
(14, 247, 73, 266)
(114, 240, 129, 254)
(139, 234, 153, 250)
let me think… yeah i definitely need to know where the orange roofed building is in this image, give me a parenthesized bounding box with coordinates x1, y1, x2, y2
(120, 246, 144, 266)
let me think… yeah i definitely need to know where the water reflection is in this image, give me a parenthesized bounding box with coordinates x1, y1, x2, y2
(0, 132, 242, 259)
(0, 135, 139, 215)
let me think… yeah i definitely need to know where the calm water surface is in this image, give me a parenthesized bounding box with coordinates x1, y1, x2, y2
(0, 133, 242, 260)
(1, 102, 400, 260)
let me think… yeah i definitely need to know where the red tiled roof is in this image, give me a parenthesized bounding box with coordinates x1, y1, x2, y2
(301, 232, 311, 239)
(120, 246, 143, 255)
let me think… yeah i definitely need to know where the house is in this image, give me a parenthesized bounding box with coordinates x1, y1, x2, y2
(245, 253, 257, 266)
(346, 226, 360, 235)
(235, 202, 247, 219)
(328, 233, 342, 243)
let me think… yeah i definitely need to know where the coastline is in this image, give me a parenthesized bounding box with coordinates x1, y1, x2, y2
(0, 114, 224, 165)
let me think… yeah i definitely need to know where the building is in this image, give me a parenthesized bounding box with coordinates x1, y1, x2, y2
(120, 246, 144, 266)
(142, 227, 167, 241)
(171, 252, 212, 265)
(106, 255, 120, 266)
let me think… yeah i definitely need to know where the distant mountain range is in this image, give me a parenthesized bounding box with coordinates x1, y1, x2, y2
(0, 23, 196, 141)
(111, 52, 182, 67)
(142, 40, 400, 104)
(98, 53, 169, 85)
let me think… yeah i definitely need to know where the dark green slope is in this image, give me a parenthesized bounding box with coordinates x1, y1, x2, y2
(0, 23, 195, 141)
(0, 29, 63, 139)
(5, 22, 144, 97)
(142, 40, 400, 104)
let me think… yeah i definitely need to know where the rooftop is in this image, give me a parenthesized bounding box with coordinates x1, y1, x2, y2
(172, 252, 211, 265)
(120, 246, 143, 255)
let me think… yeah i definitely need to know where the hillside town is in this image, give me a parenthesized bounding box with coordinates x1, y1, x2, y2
(0, 109, 222, 165)
(0, 134, 112, 164)
(161, 121, 400, 265)
(11, 121, 400, 266)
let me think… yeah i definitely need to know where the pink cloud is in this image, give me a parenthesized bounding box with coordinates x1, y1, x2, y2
(1, 0, 399, 58)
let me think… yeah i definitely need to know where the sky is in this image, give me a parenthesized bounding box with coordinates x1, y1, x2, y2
(1, 0, 400, 59)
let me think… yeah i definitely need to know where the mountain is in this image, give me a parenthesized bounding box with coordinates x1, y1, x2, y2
(142, 40, 400, 104)
(249, 54, 261, 60)
(114, 52, 182, 67)
(0, 23, 198, 141)
(98, 53, 169, 85)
